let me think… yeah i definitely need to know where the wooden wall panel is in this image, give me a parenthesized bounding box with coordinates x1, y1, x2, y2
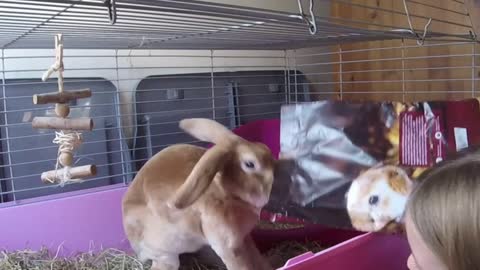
(328, 0, 476, 102)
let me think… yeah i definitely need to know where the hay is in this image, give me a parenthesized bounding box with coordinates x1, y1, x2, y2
(0, 222, 327, 270)
(0, 240, 327, 270)
(0, 248, 146, 270)
(266, 241, 327, 269)
(256, 220, 305, 230)
(0, 240, 328, 270)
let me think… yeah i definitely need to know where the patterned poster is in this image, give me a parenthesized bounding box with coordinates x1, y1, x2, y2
(267, 99, 480, 232)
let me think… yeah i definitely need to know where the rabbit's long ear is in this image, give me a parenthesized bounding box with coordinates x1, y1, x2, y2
(168, 145, 230, 209)
(180, 118, 238, 145)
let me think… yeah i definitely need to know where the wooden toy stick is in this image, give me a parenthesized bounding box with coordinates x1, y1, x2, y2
(32, 117, 94, 131)
(41, 165, 97, 183)
(33, 88, 91, 105)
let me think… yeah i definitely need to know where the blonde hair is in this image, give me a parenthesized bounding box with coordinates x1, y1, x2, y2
(407, 152, 480, 270)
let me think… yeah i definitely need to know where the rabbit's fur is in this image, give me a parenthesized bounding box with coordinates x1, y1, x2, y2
(122, 118, 275, 270)
(346, 164, 413, 233)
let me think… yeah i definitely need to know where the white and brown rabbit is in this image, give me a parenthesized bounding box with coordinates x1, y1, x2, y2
(346, 164, 413, 233)
(122, 118, 275, 270)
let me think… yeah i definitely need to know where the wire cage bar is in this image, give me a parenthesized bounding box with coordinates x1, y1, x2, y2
(0, 0, 476, 50)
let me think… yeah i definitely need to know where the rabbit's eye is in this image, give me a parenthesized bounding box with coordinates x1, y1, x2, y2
(240, 155, 260, 172)
(244, 161, 255, 169)
(369, 195, 379, 205)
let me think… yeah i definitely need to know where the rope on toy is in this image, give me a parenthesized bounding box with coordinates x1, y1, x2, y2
(44, 131, 84, 185)
(53, 130, 83, 154)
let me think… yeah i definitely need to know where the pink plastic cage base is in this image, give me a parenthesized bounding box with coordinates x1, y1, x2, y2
(279, 232, 410, 270)
(0, 119, 411, 270)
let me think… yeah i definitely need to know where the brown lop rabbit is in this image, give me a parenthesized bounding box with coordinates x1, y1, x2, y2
(122, 118, 275, 270)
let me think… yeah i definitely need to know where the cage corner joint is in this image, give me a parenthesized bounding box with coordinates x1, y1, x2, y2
(31, 34, 96, 185)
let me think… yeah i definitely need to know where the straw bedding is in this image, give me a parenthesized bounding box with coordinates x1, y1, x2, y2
(0, 222, 328, 270)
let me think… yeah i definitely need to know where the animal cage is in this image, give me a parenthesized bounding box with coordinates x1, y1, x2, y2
(0, 0, 479, 269)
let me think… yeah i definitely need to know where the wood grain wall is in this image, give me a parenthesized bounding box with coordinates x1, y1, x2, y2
(317, 0, 478, 102)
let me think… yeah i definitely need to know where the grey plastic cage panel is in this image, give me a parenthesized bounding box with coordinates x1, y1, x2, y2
(133, 70, 310, 170)
(0, 79, 132, 201)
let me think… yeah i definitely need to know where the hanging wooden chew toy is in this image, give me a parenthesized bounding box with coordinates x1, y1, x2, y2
(32, 34, 97, 185)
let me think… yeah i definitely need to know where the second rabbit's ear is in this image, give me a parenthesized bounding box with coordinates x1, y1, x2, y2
(381, 166, 413, 195)
(179, 118, 239, 145)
